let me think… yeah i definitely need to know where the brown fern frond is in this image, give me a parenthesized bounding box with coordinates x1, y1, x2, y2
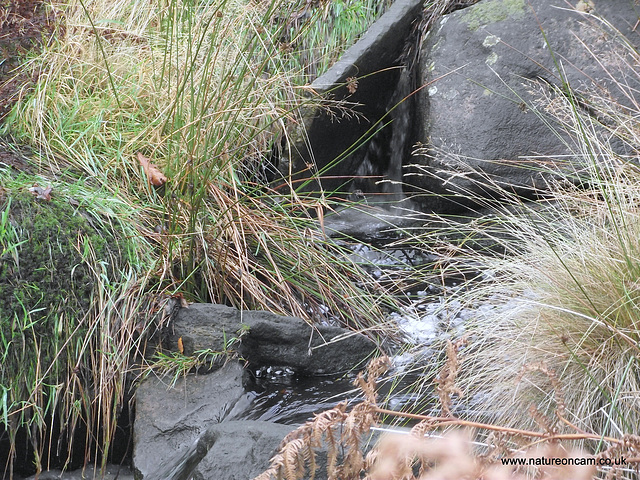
(355, 356, 391, 404)
(254, 402, 349, 480)
(311, 401, 348, 435)
(410, 418, 437, 438)
(367, 355, 391, 382)
(254, 358, 391, 480)
(282, 438, 307, 480)
(253, 452, 284, 480)
(434, 337, 467, 417)
(344, 402, 377, 439)
(528, 403, 556, 436)
(251, 469, 276, 480)
(354, 371, 376, 404)
(306, 441, 318, 480)
(519, 362, 566, 434)
(280, 424, 311, 447)
(337, 402, 382, 479)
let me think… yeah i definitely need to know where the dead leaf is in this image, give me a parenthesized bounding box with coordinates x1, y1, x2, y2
(137, 152, 168, 186)
(177, 337, 184, 354)
(171, 291, 189, 308)
(28, 184, 52, 201)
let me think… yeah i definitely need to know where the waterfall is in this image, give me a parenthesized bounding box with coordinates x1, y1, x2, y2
(352, 64, 414, 204)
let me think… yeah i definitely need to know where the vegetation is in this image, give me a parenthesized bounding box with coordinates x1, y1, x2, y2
(256, 352, 640, 480)
(252, 8, 640, 480)
(0, 0, 395, 475)
(3, 0, 640, 478)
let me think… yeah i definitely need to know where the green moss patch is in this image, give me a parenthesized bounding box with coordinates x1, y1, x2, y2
(0, 179, 128, 437)
(0, 190, 122, 320)
(462, 0, 526, 31)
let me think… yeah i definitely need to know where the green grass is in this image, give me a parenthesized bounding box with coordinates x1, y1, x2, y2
(270, 0, 394, 83)
(0, 0, 397, 474)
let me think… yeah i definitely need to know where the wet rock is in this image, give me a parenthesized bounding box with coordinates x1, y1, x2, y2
(22, 465, 134, 480)
(132, 362, 245, 479)
(134, 305, 379, 479)
(283, 0, 423, 196)
(133, 361, 301, 480)
(169, 304, 379, 375)
(413, 0, 640, 211)
(189, 421, 297, 480)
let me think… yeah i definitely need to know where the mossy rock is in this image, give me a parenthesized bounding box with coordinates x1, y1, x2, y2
(0, 189, 123, 321)
(0, 183, 127, 423)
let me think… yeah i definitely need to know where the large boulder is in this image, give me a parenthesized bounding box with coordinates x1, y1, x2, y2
(412, 0, 640, 211)
(133, 361, 297, 480)
(169, 304, 379, 375)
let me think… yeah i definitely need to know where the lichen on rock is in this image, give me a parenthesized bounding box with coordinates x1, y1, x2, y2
(461, 0, 526, 31)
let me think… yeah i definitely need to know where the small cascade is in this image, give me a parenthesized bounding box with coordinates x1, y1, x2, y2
(352, 65, 414, 204)
(343, 19, 420, 206)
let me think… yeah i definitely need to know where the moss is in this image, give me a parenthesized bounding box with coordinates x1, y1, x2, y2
(0, 184, 126, 425)
(0, 190, 120, 320)
(461, 0, 526, 31)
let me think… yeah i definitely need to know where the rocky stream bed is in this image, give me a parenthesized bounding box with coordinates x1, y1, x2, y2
(4, 0, 640, 477)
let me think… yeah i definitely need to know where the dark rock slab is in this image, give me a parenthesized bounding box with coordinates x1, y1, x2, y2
(283, 0, 423, 195)
(133, 362, 299, 480)
(170, 304, 378, 375)
(22, 465, 134, 480)
(193, 421, 297, 480)
(132, 362, 245, 479)
(413, 0, 640, 211)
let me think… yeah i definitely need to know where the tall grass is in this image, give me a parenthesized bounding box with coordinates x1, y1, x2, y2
(271, 0, 393, 83)
(408, 17, 640, 443)
(1, 0, 398, 474)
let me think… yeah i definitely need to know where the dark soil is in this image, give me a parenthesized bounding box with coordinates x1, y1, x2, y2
(0, 0, 60, 120)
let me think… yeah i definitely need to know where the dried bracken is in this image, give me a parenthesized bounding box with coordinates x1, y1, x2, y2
(255, 349, 640, 480)
(434, 337, 467, 417)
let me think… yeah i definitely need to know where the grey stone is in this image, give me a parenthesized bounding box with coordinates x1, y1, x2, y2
(192, 421, 296, 480)
(283, 0, 423, 195)
(169, 304, 378, 375)
(22, 465, 134, 480)
(413, 0, 640, 210)
(132, 362, 245, 479)
(132, 362, 299, 480)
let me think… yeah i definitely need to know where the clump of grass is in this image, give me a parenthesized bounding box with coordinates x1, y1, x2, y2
(262, 0, 393, 83)
(1, 0, 401, 474)
(6, 0, 397, 324)
(454, 167, 640, 438)
(420, 21, 640, 442)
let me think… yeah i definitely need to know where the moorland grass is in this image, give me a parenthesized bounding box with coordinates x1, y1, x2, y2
(0, 0, 397, 474)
